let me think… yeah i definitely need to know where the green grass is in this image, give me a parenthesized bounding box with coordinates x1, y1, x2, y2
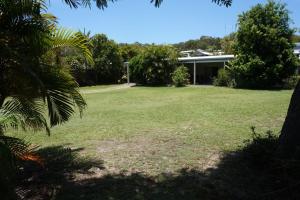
(9, 85, 292, 175)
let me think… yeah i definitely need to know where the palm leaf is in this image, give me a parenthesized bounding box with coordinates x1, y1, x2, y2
(0, 97, 50, 134)
(0, 135, 43, 165)
(62, 0, 232, 8)
(212, 0, 232, 7)
(38, 65, 87, 127)
(50, 27, 94, 65)
(64, 0, 115, 9)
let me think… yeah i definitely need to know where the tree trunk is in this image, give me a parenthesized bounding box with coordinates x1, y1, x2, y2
(277, 80, 300, 157)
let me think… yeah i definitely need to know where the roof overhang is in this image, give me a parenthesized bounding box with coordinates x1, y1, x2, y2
(178, 55, 234, 64)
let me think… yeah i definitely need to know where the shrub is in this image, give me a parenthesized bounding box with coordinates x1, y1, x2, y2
(129, 45, 178, 85)
(172, 66, 190, 87)
(241, 127, 278, 167)
(282, 75, 300, 89)
(213, 68, 233, 87)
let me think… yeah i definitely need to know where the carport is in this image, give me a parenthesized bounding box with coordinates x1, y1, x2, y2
(178, 55, 234, 85)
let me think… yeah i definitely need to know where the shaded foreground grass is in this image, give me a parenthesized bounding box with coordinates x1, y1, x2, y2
(16, 133, 300, 200)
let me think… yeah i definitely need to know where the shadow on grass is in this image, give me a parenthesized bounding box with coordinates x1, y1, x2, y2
(16, 134, 300, 200)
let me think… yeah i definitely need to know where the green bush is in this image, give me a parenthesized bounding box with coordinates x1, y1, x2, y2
(213, 68, 233, 87)
(129, 45, 178, 85)
(172, 66, 190, 87)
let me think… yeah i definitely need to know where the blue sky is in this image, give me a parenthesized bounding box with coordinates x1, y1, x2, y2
(48, 0, 300, 44)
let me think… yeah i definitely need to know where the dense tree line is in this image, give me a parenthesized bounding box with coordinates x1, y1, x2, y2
(67, 30, 300, 87)
(67, 34, 236, 86)
(174, 36, 222, 52)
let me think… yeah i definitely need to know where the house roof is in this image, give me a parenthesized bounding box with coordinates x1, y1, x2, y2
(178, 55, 234, 63)
(180, 49, 213, 57)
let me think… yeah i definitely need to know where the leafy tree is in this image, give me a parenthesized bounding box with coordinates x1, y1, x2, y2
(91, 34, 123, 84)
(228, 1, 299, 88)
(119, 43, 145, 62)
(129, 45, 178, 85)
(67, 54, 96, 86)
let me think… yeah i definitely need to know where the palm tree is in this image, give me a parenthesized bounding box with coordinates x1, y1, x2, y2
(0, 0, 94, 133)
(0, 1, 94, 197)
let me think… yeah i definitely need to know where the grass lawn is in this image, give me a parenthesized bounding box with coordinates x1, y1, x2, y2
(10, 85, 292, 175)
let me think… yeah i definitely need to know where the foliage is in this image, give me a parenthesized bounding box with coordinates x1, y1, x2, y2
(63, 0, 232, 9)
(0, 1, 92, 198)
(119, 43, 145, 62)
(241, 127, 278, 166)
(0, 0, 91, 129)
(172, 66, 190, 87)
(292, 34, 300, 43)
(174, 36, 222, 52)
(211, 0, 232, 7)
(282, 75, 300, 89)
(174, 34, 237, 54)
(228, 1, 299, 89)
(129, 45, 179, 85)
(0, 134, 42, 199)
(91, 34, 124, 84)
(220, 33, 235, 54)
(213, 68, 233, 87)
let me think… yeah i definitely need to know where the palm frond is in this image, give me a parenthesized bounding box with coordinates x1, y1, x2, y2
(212, 0, 232, 7)
(0, 97, 50, 134)
(150, 0, 162, 7)
(0, 135, 43, 165)
(38, 65, 87, 127)
(151, 0, 232, 7)
(50, 27, 94, 65)
(63, 0, 232, 8)
(63, 0, 115, 9)
(63, 0, 80, 8)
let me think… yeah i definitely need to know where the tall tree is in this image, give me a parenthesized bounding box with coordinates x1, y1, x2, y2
(91, 34, 123, 84)
(228, 1, 298, 88)
(0, 0, 94, 198)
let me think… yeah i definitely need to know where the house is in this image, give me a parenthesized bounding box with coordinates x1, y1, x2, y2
(179, 44, 300, 85)
(124, 44, 300, 85)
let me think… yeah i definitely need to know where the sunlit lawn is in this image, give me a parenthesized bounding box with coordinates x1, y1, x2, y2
(10, 85, 292, 174)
